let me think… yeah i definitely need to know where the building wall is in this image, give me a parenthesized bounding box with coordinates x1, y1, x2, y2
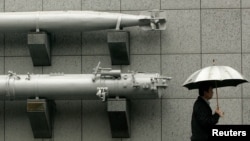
(0, 0, 250, 141)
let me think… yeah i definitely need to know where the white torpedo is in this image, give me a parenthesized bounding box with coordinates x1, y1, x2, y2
(0, 10, 166, 32)
(0, 64, 171, 101)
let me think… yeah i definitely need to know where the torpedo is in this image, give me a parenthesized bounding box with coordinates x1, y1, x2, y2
(0, 10, 166, 32)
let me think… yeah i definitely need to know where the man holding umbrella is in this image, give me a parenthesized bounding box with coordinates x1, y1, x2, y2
(191, 81, 224, 141)
(182, 64, 248, 141)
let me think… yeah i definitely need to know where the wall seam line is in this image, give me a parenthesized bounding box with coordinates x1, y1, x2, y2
(3, 0, 5, 138)
(240, 0, 243, 124)
(200, 0, 202, 68)
(160, 0, 163, 140)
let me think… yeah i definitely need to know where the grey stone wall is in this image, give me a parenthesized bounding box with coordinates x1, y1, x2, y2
(0, 0, 250, 141)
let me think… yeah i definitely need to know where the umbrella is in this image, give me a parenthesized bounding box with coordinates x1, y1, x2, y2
(183, 65, 248, 108)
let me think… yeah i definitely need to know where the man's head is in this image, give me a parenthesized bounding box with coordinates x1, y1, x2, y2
(199, 82, 214, 100)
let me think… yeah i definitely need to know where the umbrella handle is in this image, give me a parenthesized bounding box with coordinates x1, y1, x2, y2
(215, 82, 225, 117)
(215, 81, 219, 109)
(216, 87, 219, 109)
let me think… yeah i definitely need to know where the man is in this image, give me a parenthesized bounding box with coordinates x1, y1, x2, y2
(191, 82, 224, 141)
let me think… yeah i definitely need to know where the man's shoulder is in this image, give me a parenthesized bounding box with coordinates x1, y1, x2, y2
(195, 96, 204, 103)
(194, 96, 208, 107)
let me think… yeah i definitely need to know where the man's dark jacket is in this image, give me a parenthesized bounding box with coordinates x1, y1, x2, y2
(191, 96, 220, 141)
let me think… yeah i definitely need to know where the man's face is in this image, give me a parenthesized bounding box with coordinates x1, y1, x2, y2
(204, 86, 214, 100)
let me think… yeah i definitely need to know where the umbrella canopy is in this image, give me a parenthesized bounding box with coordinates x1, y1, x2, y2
(183, 65, 248, 90)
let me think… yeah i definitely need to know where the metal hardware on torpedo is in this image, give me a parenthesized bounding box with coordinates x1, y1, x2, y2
(0, 63, 171, 101)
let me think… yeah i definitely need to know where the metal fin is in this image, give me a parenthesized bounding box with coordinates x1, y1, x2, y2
(139, 9, 166, 31)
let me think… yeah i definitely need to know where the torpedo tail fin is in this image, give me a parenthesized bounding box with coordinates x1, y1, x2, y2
(139, 10, 166, 31)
